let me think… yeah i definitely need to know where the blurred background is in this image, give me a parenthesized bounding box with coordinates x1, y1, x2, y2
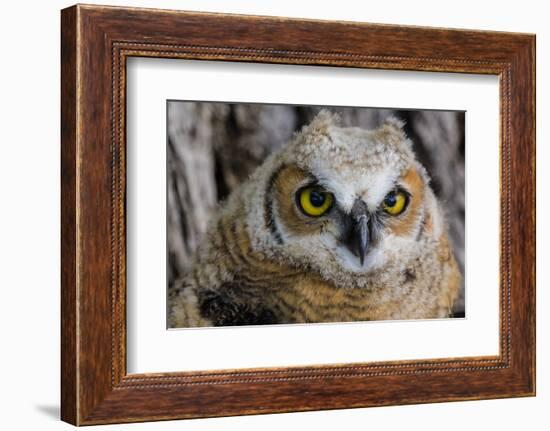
(167, 102, 465, 316)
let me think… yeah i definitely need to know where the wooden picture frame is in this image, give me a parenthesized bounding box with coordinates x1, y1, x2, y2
(61, 4, 535, 425)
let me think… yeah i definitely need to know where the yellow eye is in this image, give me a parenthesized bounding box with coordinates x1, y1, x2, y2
(382, 190, 408, 215)
(298, 186, 334, 217)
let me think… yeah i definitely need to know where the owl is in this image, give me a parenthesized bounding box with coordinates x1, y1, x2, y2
(169, 110, 460, 327)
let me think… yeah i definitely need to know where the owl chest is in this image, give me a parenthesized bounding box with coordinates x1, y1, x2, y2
(253, 274, 384, 324)
(201, 264, 438, 325)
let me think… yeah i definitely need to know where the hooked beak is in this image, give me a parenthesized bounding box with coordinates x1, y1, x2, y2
(345, 199, 371, 266)
(354, 214, 370, 266)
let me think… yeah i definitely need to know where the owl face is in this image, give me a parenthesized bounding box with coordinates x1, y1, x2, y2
(255, 111, 434, 281)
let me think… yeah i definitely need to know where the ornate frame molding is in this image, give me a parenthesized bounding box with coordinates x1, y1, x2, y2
(61, 5, 535, 425)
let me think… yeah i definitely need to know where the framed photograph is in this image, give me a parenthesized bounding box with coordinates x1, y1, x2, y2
(61, 4, 535, 425)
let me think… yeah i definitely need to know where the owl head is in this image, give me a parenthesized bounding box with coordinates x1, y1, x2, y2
(243, 110, 443, 288)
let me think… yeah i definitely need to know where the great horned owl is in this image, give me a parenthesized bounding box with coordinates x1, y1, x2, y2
(169, 111, 460, 327)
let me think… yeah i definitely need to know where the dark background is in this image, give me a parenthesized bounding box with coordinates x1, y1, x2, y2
(167, 102, 465, 316)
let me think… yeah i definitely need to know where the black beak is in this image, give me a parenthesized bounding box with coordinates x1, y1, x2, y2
(354, 214, 370, 266)
(346, 199, 370, 266)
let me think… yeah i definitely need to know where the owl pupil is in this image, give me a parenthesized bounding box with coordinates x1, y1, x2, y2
(309, 190, 325, 207)
(384, 193, 397, 207)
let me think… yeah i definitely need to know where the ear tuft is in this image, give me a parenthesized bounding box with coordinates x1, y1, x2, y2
(382, 116, 406, 135)
(377, 116, 414, 153)
(301, 109, 341, 135)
